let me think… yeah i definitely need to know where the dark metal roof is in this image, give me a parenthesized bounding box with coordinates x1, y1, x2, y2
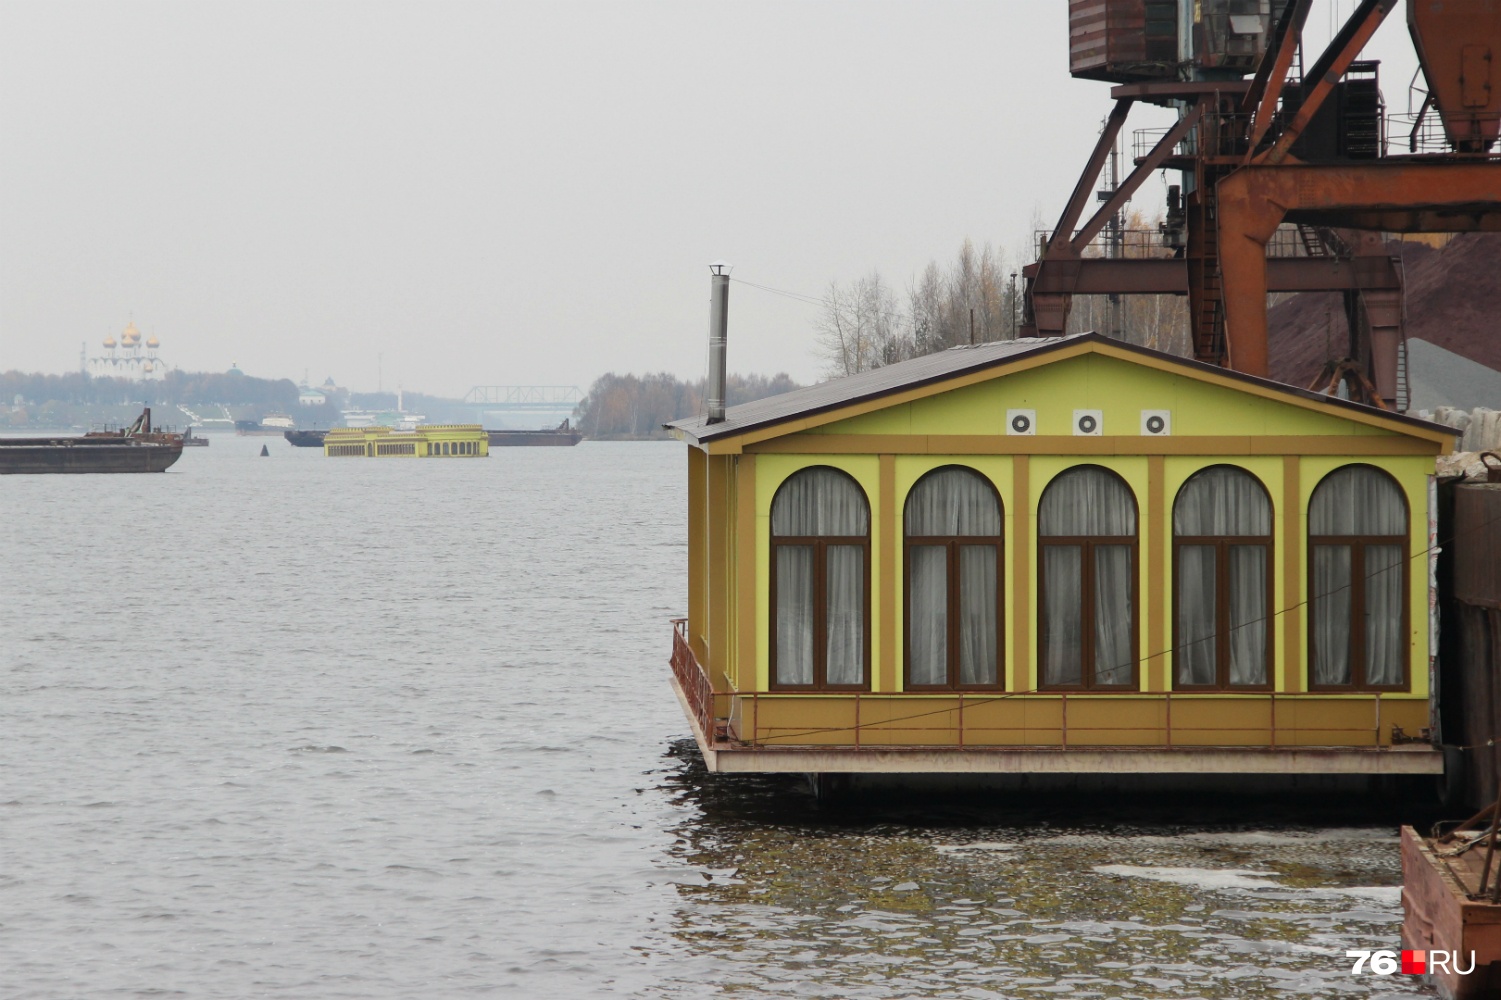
(667, 332, 1457, 443)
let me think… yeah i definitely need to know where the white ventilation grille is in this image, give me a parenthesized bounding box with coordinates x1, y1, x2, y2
(1140, 410, 1172, 435)
(1006, 409, 1035, 435)
(1073, 409, 1102, 436)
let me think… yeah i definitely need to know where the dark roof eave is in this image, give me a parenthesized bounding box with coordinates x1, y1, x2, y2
(669, 335, 1086, 442)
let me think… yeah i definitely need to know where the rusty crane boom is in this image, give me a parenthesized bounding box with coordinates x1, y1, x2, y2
(1023, 0, 1501, 407)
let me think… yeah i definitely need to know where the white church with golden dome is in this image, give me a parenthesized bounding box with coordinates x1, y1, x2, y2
(88, 321, 169, 381)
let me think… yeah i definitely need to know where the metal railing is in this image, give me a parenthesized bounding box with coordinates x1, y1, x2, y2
(1386, 112, 1501, 157)
(670, 620, 715, 743)
(1034, 228, 1179, 259)
(725, 689, 1398, 751)
(666, 627, 1408, 752)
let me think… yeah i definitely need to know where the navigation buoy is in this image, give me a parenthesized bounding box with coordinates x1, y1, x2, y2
(260, 444, 269, 457)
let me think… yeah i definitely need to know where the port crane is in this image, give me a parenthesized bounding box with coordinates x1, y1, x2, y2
(1023, 0, 1501, 407)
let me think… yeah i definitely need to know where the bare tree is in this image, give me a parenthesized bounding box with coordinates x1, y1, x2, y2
(816, 270, 907, 377)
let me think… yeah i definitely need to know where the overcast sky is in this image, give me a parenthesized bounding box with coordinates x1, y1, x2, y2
(0, 1, 1421, 395)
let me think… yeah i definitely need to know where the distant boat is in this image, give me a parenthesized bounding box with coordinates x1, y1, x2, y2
(182, 426, 210, 447)
(236, 414, 296, 435)
(0, 408, 184, 474)
(284, 429, 328, 448)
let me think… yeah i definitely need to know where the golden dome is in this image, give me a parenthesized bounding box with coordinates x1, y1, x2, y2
(123, 321, 140, 340)
(103, 337, 117, 348)
(146, 337, 159, 348)
(142, 362, 155, 373)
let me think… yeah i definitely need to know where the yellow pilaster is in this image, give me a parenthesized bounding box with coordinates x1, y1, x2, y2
(1282, 455, 1303, 692)
(1147, 455, 1166, 691)
(1011, 455, 1031, 692)
(879, 454, 897, 693)
(687, 447, 707, 663)
(707, 453, 732, 689)
(736, 454, 757, 692)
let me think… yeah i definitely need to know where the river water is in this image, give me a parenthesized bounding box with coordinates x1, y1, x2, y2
(1, 440, 1434, 998)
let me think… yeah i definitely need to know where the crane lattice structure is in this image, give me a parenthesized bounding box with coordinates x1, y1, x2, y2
(1024, 0, 1501, 409)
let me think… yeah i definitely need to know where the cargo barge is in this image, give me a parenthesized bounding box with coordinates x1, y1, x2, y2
(1402, 822, 1501, 998)
(486, 419, 581, 447)
(0, 408, 184, 474)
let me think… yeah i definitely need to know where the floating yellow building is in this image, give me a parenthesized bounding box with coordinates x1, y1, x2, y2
(667, 333, 1456, 778)
(323, 425, 488, 458)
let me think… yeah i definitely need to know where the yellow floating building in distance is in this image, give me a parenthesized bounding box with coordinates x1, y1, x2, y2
(323, 425, 489, 458)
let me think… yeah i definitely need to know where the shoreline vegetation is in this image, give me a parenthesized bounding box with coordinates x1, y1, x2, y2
(575, 372, 800, 441)
(0, 366, 804, 440)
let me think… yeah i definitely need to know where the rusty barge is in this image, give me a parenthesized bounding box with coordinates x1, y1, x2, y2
(486, 419, 582, 447)
(0, 408, 185, 474)
(1402, 480, 1501, 998)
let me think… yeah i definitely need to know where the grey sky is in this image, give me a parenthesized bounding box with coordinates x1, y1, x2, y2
(1, 1, 1420, 395)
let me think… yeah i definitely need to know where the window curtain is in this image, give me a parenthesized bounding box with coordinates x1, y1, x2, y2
(908, 545, 947, 685)
(906, 468, 1001, 536)
(825, 545, 865, 685)
(1365, 544, 1403, 685)
(1173, 467, 1271, 687)
(905, 468, 1000, 687)
(1040, 468, 1135, 687)
(1309, 466, 1406, 536)
(1040, 467, 1137, 537)
(1093, 545, 1133, 685)
(1043, 546, 1083, 685)
(958, 545, 997, 685)
(1174, 467, 1271, 536)
(771, 468, 870, 687)
(1312, 545, 1352, 685)
(1176, 544, 1217, 685)
(775, 545, 814, 685)
(1309, 466, 1407, 687)
(772, 467, 869, 536)
(1227, 545, 1267, 685)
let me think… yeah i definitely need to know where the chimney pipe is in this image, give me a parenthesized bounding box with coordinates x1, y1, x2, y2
(706, 261, 731, 424)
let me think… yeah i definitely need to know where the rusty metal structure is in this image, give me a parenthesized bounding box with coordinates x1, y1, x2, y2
(1024, 0, 1501, 406)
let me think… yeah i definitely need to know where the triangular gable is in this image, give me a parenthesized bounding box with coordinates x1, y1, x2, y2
(678, 336, 1454, 453)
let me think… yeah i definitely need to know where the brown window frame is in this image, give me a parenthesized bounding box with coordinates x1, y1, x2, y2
(1037, 535, 1140, 691)
(768, 468, 872, 692)
(1306, 465, 1410, 692)
(1037, 466, 1139, 692)
(902, 469, 1004, 691)
(1171, 535, 1275, 691)
(1306, 534, 1410, 692)
(1171, 468, 1275, 692)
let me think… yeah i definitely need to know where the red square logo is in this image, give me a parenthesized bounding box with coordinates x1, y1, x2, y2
(1402, 950, 1427, 975)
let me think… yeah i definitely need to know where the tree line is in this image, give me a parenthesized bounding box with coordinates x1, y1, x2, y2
(1, 369, 301, 409)
(576, 371, 801, 440)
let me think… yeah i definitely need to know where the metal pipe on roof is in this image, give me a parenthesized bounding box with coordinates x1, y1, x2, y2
(706, 261, 731, 424)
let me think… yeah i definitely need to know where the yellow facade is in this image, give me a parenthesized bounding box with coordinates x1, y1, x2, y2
(676, 337, 1454, 765)
(324, 425, 489, 458)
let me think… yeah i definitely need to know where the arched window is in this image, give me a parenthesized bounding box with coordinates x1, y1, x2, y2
(1309, 465, 1408, 689)
(1038, 466, 1138, 689)
(1173, 466, 1273, 689)
(770, 467, 871, 689)
(904, 467, 1003, 689)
